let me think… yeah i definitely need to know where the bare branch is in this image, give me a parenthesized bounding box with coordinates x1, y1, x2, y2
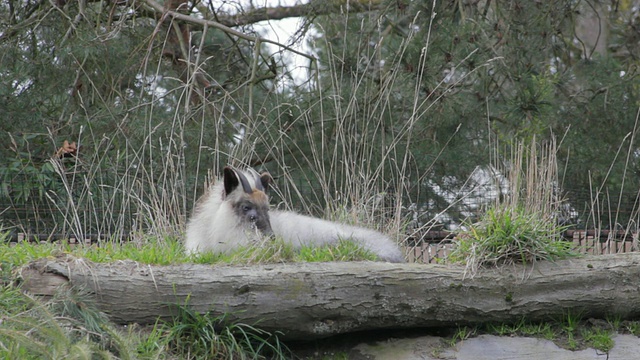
(211, 0, 388, 27)
(143, 0, 316, 61)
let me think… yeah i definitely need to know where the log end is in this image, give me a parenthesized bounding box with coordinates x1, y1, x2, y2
(18, 257, 71, 297)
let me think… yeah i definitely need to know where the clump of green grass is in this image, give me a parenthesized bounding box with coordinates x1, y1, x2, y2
(449, 205, 575, 275)
(448, 326, 477, 346)
(481, 315, 616, 353)
(485, 319, 557, 340)
(132, 322, 167, 358)
(448, 138, 577, 276)
(560, 310, 583, 350)
(163, 300, 289, 359)
(0, 287, 141, 359)
(582, 327, 614, 353)
(0, 283, 31, 316)
(624, 321, 640, 336)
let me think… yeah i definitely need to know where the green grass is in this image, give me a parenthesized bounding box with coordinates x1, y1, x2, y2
(0, 282, 31, 316)
(296, 239, 378, 262)
(488, 311, 622, 353)
(557, 310, 581, 350)
(624, 321, 640, 336)
(484, 319, 557, 340)
(448, 139, 579, 276)
(164, 300, 289, 359)
(0, 236, 189, 268)
(582, 328, 614, 353)
(448, 326, 477, 347)
(486, 317, 528, 336)
(449, 205, 576, 275)
(478, 316, 621, 353)
(521, 322, 555, 340)
(190, 237, 377, 264)
(606, 314, 623, 330)
(561, 310, 582, 336)
(1, 233, 379, 270)
(0, 288, 139, 359)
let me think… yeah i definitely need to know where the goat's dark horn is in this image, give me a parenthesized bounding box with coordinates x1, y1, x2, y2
(235, 170, 254, 195)
(253, 173, 264, 191)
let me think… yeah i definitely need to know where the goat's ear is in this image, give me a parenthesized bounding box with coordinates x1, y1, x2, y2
(259, 172, 273, 193)
(222, 166, 240, 197)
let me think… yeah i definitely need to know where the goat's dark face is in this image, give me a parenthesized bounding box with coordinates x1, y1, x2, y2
(223, 167, 273, 236)
(232, 197, 272, 235)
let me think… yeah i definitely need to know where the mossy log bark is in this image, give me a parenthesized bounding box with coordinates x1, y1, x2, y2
(19, 254, 640, 340)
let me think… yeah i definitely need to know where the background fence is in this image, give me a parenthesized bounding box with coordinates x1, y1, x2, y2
(406, 229, 640, 264)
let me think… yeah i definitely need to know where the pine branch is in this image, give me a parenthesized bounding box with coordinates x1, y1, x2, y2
(211, 0, 388, 27)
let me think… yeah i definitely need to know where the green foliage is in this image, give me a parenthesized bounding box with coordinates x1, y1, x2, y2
(449, 205, 575, 273)
(74, 236, 188, 265)
(481, 316, 619, 352)
(163, 301, 289, 359)
(559, 310, 583, 350)
(0, 289, 137, 359)
(199, 237, 298, 265)
(0, 135, 60, 203)
(521, 323, 556, 340)
(0, 240, 58, 270)
(0, 236, 190, 269)
(624, 321, 640, 336)
(561, 310, 583, 335)
(449, 326, 476, 347)
(486, 318, 529, 336)
(582, 328, 615, 353)
(133, 322, 168, 359)
(0, 284, 30, 316)
(448, 137, 579, 273)
(485, 318, 557, 340)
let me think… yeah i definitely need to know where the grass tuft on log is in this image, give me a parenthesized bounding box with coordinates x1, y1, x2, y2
(449, 138, 577, 276)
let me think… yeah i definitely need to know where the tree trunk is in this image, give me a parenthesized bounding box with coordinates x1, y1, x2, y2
(19, 254, 640, 340)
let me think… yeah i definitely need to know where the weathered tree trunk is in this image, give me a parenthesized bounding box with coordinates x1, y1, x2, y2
(19, 254, 640, 340)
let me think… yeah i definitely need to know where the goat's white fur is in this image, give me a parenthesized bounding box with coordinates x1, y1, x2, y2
(268, 211, 404, 262)
(185, 168, 404, 263)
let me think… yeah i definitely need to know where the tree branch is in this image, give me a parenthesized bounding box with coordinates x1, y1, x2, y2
(143, 0, 315, 61)
(210, 0, 388, 27)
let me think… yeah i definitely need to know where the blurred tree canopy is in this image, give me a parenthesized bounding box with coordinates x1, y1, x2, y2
(1, 0, 639, 236)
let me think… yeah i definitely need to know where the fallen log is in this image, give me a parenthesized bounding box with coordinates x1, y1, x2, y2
(19, 254, 640, 340)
